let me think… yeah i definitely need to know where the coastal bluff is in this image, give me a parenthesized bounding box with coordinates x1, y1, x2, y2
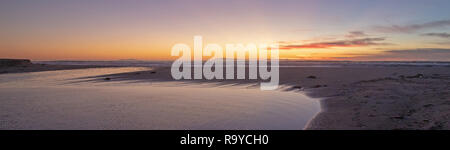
(0, 59, 106, 74)
(0, 59, 32, 67)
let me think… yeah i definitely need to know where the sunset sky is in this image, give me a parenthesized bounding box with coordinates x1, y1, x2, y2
(1, 0, 450, 61)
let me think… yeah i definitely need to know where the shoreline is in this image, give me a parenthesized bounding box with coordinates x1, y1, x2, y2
(1, 60, 449, 130)
(99, 66, 449, 130)
(303, 98, 326, 130)
(0, 67, 319, 130)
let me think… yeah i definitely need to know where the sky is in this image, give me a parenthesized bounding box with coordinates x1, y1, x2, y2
(1, 0, 450, 61)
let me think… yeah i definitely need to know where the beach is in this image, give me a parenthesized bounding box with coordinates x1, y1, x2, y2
(77, 63, 450, 130)
(0, 60, 320, 130)
(1, 60, 449, 130)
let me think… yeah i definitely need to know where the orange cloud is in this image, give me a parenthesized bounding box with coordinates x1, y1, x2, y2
(279, 37, 390, 50)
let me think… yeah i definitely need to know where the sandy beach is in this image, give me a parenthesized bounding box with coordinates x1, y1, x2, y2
(76, 64, 450, 130)
(0, 60, 320, 130)
(1, 59, 449, 130)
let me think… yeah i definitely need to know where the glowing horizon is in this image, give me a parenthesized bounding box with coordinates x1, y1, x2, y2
(1, 0, 450, 61)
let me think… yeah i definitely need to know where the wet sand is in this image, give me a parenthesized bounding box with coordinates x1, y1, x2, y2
(1, 61, 449, 129)
(0, 67, 319, 130)
(82, 66, 450, 130)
